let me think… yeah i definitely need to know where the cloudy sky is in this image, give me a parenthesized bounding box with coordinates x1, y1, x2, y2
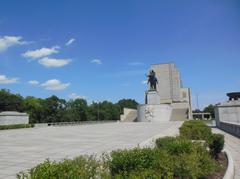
(0, 0, 239, 109)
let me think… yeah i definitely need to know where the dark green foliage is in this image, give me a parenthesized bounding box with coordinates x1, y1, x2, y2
(192, 109, 202, 113)
(0, 89, 24, 112)
(0, 89, 127, 123)
(155, 137, 219, 178)
(110, 139, 219, 179)
(155, 137, 193, 155)
(109, 148, 172, 178)
(203, 104, 215, 118)
(209, 134, 225, 159)
(179, 120, 212, 141)
(23, 96, 44, 123)
(18, 138, 220, 179)
(87, 101, 121, 121)
(0, 124, 34, 130)
(117, 99, 138, 113)
(179, 120, 225, 160)
(17, 156, 110, 179)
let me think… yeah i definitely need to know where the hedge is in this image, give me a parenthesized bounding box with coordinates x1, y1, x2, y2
(179, 120, 212, 141)
(18, 139, 220, 179)
(179, 120, 225, 159)
(0, 124, 34, 130)
(209, 133, 225, 159)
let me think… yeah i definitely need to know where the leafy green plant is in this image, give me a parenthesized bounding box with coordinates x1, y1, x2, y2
(155, 137, 193, 155)
(17, 135, 221, 179)
(208, 133, 225, 159)
(155, 136, 219, 178)
(179, 120, 212, 141)
(109, 147, 173, 178)
(0, 124, 34, 130)
(17, 156, 110, 179)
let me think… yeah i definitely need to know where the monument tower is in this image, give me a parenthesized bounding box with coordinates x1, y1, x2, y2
(120, 62, 192, 122)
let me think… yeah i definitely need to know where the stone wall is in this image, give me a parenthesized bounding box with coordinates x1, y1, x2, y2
(0, 111, 29, 125)
(137, 104, 172, 122)
(120, 108, 137, 122)
(215, 100, 240, 137)
(217, 121, 240, 138)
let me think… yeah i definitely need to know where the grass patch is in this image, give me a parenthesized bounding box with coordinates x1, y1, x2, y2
(0, 124, 34, 130)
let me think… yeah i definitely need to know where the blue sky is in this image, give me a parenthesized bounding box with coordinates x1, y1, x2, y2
(0, 0, 239, 109)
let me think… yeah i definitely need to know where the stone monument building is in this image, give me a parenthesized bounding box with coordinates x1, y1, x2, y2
(137, 63, 192, 122)
(121, 62, 192, 122)
(151, 63, 192, 120)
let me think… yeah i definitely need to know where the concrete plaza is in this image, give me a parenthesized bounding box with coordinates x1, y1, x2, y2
(0, 121, 182, 179)
(212, 128, 240, 179)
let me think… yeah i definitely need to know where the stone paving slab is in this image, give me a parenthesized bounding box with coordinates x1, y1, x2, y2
(212, 128, 240, 179)
(0, 121, 182, 178)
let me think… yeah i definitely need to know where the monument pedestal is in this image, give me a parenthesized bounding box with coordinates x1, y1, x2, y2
(137, 90, 172, 122)
(146, 90, 161, 105)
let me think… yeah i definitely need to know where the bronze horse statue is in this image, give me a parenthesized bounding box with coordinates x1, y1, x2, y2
(147, 70, 158, 91)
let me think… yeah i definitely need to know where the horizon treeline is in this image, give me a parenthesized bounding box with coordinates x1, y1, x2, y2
(0, 89, 138, 123)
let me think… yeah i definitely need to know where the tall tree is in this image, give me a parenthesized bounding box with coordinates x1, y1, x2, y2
(117, 99, 138, 113)
(23, 96, 44, 123)
(0, 89, 24, 112)
(203, 104, 215, 118)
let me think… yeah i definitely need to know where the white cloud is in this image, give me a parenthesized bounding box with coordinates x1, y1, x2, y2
(41, 79, 70, 90)
(65, 38, 75, 46)
(0, 36, 27, 52)
(141, 80, 147, 84)
(0, 75, 19, 84)
(91, 59, 102, 65)
(38, 57, 71, 68)
(68, 93, 87, 99)
(22, 46, 59, 59)
(28, 80, 39, 86)
(128, 62, 144, 66)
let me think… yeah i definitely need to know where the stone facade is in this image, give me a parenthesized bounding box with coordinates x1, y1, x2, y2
(0, 111, 29, 125)
(120, 108, 137, 122)
(145, 91, 161, 105)
(121, 62, 192, 122)
(137, 90, 173, 122)
(137, 104, 172, 122)
(215, 99, 240, 137)
(151, 63, 192, 119)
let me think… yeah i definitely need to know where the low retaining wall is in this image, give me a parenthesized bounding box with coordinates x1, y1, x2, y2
(223, 149, 235, 179)
(0, 111, 29, 125)
(217, 122, 240, 138)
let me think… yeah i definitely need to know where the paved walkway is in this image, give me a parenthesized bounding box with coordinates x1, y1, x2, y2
(0, 122, 182, 179)
(212, 128, 240, 179)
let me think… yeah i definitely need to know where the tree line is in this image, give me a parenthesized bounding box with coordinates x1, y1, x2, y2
(0, 89, 138, 123)
(192, 104, 215, 118)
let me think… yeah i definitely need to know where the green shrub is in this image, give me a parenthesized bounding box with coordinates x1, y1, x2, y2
(155, 137, 219, 178)
(17, 137, 220, 179)
(109, 148, 173, 178)
(155, 137, 193, 155)
(0, 124, 34, 130)
(110, 140, 219, 179)
(208, 133, 225, 159)
(119, 169, 163, 179)
(172, 143, 220, 178)
(17, 156, 110, 179)
(179, 120, 212, 141)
